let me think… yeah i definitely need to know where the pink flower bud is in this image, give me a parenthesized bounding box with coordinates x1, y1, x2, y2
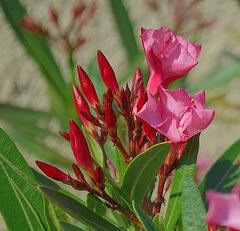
(59, 131, 70, 141)
(132, 67, 144, 96)
(105, 104, 117, 130)
(97, 50, 119, 93)
(36, 161, 70, 183)
(77, 66, 99, 106)
(70, 120, 95, 178)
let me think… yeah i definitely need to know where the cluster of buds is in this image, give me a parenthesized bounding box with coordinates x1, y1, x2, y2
(36, 26, 215, 223)
(19, 1, 96, 53)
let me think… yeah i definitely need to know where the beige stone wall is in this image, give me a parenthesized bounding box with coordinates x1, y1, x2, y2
(1, 0, 240, 229)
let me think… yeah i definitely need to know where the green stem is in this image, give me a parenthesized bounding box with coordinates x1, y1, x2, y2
(69, 50, 75, 84)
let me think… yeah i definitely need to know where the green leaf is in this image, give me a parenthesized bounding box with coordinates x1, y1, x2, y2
(108, 0, 139, 62)
(83, 127, 105, 168)
(39, 186, 122, 231)
(182, 174, 207, 231)
(165, 135, 199, 231)
(132, 201, 160, 231)
(121, 142, 171, 206)
(0, 128, 47, 230)
(115, 147, 127, 183)
(61, 222, 85, 231)
(199, 139, 240, 204)
(152, 214, 166, 231)
(188, 60, 240, 94)
(86, 194, 106, 218)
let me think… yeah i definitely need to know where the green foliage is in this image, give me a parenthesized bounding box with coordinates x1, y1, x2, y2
(182, 174, 207, 231)
(165, 135, 199, 231)
(152, 214, 166, 231)
(108, 0, 139, 62)
(199, 139, 240, 204)
(39, 186, 122, 231)
(121, 142, 171, 206)
(0, 128, 67, 231)
(132, 201, 160, 231)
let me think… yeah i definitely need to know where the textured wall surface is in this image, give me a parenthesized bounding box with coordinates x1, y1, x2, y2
(1, 0, 240, 229)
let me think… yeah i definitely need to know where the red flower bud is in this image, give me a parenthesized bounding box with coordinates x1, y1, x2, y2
(137, 91, 148, 112)
(72, 163, 86, 182)
(94, 166, 105, 188)
(36, 161, 70, 183)
(97, 50, 119, 93)
(72, 84, 91, 127)
(59, 131, 70, 141)
(132, 67, 144, 96)
(70, 120, 95, 178)
(77, 66, 99, 106)
(105, 104, 117, 130)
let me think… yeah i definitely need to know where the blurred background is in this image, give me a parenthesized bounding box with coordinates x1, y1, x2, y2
(1, 0, 240, 229)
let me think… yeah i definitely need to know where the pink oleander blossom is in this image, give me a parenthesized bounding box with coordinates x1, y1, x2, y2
(206, 190, 240, 230)
(135, 86, 215, 144)
(141, 27, 201, 96)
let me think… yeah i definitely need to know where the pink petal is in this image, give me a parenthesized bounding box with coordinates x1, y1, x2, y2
(158, 86, 192, 120)
(206, 190, 240, 230)
(184, 107, 215, 139)
(135, 93, 161, 126)
(161, 43, 198, 85)
(175, 35, 188, 49)
(192, 89, 206, 108)
(156, 117, 183, 143)
(188, 42, 202, 60)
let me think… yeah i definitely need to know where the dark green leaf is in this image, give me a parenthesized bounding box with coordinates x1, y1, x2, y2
(86, 194, 106, 218)
(115, 147, 127, 183)
(199, 139, 240, 204)
(122, 142, 171, 206)
(108, 0, 139, 61)
(39, 186, 122, 231)
(0, 128, 47, 230)
(132, 201, 159, 231)
(182, 174, 207, 231)
(165, 135, 199, 231)
(61, 222, 85, 231)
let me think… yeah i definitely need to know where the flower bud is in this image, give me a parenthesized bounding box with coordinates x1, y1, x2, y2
(105, 104, 117, 130)
(132, 67, 144, 95)
(72, 163, 86, 182)
(59, 131, 70, 141)
(97, 50, 119, 93)
(77, 66, 99, 107)
(94, 166, 105, 189)
(70, 120, 95, 178)
(36, 161, 70, 183)
(72, 84, 91, 127)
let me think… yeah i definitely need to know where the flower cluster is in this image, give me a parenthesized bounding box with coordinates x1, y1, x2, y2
(36, 26, 216, 227)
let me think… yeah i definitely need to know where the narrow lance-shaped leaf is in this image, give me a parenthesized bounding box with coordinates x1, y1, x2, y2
(108, 0, 139, 61)
(165, 134, 200, 231)
(132, 201, 160, 231)
(121, 142, 171, 206)
(199, 139, 240, 205)
(0, 128, 48, 230)
(39, 186, 122, 231)
(182, 174, 207, 231)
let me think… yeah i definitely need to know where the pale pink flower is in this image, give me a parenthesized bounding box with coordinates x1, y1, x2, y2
(135, 86, 214, 144)
(141, 27, 201, 96)
(206, 190, 240, 230)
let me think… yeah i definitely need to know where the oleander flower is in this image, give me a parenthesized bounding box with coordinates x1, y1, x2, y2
(141, 26, 201, 96)
(206, 190, 240, 230)
(135, 86, 214, 144)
